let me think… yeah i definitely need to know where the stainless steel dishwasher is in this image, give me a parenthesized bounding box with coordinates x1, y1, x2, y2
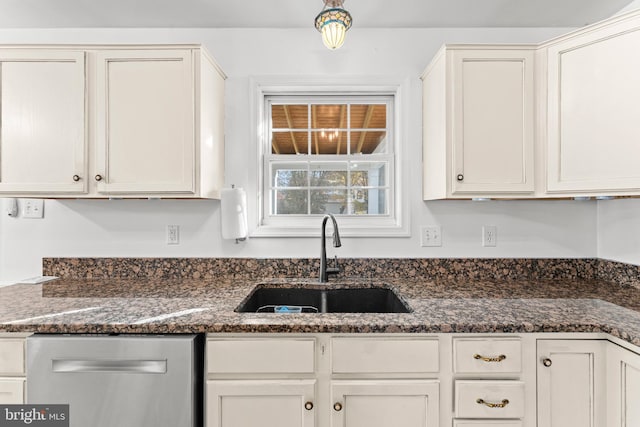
(27, 334, 203, 427)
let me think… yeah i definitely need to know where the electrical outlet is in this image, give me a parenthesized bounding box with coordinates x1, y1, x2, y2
(482, 225, 497, 247)
(420, 226, 442, 247)
(167, 225, 180, 245)
(23, 199, 44, 218)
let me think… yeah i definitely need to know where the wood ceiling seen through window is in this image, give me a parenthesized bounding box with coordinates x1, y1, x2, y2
(271, 104, 387, 155)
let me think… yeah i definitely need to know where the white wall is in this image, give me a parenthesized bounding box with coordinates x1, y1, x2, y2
(0, 26, 602, 282)
(597, 199, 640, 266)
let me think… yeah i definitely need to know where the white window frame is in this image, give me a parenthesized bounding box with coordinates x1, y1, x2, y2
(249, 77, 410, 237)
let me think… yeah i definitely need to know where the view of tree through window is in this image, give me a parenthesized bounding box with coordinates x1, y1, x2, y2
(265, 97, 393, 217)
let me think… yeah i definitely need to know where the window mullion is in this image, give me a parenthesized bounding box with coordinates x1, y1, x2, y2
(306, 162, 311, 215)
(347, 103, 352, 213)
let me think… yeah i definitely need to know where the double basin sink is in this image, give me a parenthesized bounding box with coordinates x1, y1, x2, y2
(236, 285, 411, 314)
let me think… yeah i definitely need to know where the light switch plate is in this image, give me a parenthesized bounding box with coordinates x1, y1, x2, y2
(23, 199, 44, 218)
(420, 226, 442, 247)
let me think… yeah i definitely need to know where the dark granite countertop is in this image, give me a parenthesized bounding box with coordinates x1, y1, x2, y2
(1, 277, 640, 347)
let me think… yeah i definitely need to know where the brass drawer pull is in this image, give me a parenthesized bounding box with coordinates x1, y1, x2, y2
(333, 402, 343, 412)
(474, 354, 507, 362)
(476, 398, 509, 408)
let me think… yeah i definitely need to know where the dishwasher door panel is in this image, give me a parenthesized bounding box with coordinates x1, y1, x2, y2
(26, 335, 202, 427)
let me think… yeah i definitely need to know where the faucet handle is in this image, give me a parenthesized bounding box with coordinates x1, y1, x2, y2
(326, 256, 340, 276)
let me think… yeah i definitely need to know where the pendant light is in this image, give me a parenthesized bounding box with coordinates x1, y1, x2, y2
(314, 0, 353, 50)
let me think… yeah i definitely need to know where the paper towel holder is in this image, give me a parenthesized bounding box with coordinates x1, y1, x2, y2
(233, 184, 247, 244)
(221, 184, 248, 244)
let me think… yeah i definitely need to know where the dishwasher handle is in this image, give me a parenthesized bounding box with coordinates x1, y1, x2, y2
(52, 359, 167, 374)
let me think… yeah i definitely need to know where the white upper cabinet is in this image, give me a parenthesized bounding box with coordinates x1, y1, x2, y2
(0, 50, 86, 195)
(423, 9, 640, 200)
(544, 11, 640, 195)
(0, 44, 225, 199)
(422, 46, 536, 200)
(94, 49, 195, 196)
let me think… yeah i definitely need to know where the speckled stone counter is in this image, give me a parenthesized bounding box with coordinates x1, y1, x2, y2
(2, 273, 640, 347)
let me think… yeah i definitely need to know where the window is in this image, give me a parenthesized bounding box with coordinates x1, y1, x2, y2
(252, 80, 408, 237)
(268, 98, 391, 217)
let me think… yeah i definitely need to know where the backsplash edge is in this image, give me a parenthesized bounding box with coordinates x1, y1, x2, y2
(42, 257, 613, 283)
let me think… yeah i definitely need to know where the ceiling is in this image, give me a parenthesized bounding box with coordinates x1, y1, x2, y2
(0, 0, 635, 29)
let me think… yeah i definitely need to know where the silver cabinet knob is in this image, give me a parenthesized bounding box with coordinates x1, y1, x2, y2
(457, 174, 464, 181)
(94, 174, 103, 182)
(304, 402, 313, 411)
(542, 358, 552, 367)
(333, 402, 343, 412)
(72, 175, 81, 182)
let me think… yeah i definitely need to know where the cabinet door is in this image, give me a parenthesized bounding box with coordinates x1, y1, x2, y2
(0, 338, 24, 375)
(0, 50, 86, 194)
(607, 343, 640, 427)
(94, 49, 195, 195)
(546, 15, 640, 193)
(450, 49, 535, 195)
(537, 339, 607, 427)
(0, 378, 24, 404)
(331, 380, 439, 427)
(207, 379, 315, 427)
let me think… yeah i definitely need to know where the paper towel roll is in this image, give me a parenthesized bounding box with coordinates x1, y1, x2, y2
(221, 187, 248, 240)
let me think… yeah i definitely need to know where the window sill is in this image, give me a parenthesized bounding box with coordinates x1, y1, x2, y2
(251, 217, 410, 238)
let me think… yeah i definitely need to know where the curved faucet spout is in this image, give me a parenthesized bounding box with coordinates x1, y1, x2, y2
(320, 213, 341, 282)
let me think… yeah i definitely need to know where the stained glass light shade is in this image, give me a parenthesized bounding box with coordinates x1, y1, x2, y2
(314, 4, 353, 50)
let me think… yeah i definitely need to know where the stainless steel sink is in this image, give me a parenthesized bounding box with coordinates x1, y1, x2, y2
(236, 286, 411, 313)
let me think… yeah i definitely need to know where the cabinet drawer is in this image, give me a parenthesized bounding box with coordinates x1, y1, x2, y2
(332, 337, 439, 374)
(207, 339, 315, 374)
(0, 378, 24, 404)
(0, 340, 24, 375)
(455, 380, 524, 419)
(454, 422, 522, 427)
(454, 338, 521, 373)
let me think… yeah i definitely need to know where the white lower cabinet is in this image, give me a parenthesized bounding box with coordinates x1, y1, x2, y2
(452, 337, 528, 427)
(206, 335, 440, 427)
(205, 333, 640, 427)
(607, 341, 640, 427)
(453, 422, 522, 427)
(455, 380, 525, 419)
(206, 378, 439, 427)
(0, 334, 29, 404)
(329, 337, 439, 427)
(330, 380, 439, 427)
(207, 379, 315, 427)
(0, 378, 25, 404)
(537, 339, 608, 427)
